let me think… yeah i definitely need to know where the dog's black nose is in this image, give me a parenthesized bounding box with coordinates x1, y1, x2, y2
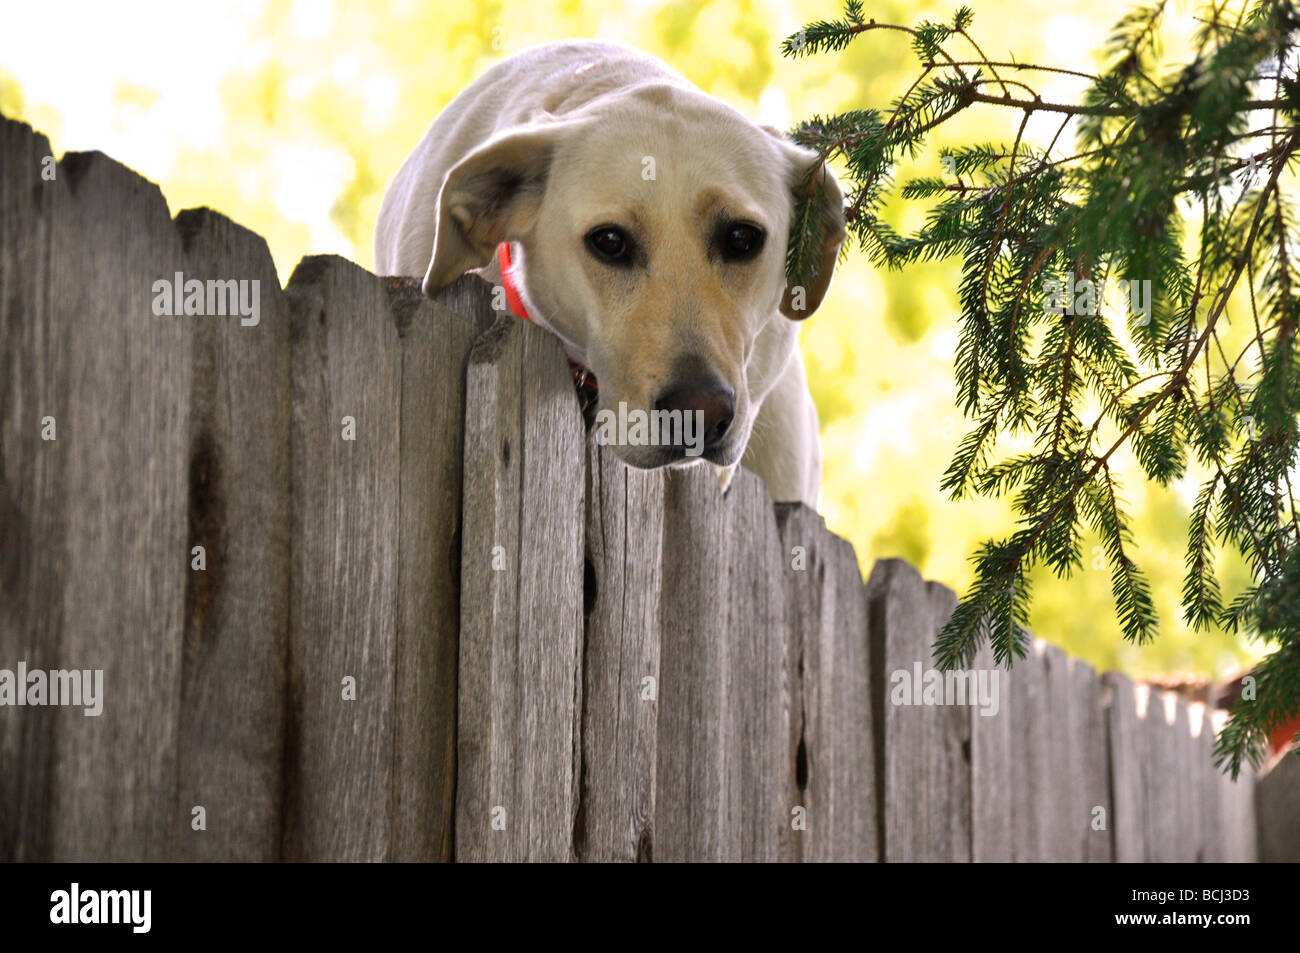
(654, 377, 735, 448)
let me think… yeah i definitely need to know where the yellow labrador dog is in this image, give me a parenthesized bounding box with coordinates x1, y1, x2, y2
(374, 40, 844, 507)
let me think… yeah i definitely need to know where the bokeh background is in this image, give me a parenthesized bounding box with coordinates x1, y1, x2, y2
(0, 0, 1265, 681)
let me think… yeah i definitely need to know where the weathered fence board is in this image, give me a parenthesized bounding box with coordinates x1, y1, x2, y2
(1070, 657, 1113, 863)
(1144, 691, 1188, 862)
(720, 467, 790, 862)
(652, 466, 734, 861)
(1255, 750, 1300, 862)
(1181, 703, 1207, 861)
(972, 642, 1113, 862)
(1, 118, 72, 862)
(1195, 711, 1257, 863)
(869, 560, 971, 862)
(1041, 647, 1111, 862)
(575, 458, 878, 863)
(1041, 648, 1077, 862)
(389, 275, 484, 862)
(1167, 696, 1200, 862)
(577, 441, 666, 861)
(173, 208, 290, 862)
(1105, 673, 1148, 862)
(47, 149, 192, 861)
(283, 255, 402, 861)
(280, 258, 479, 862)
(1195, 718, 1226, 864)
(1219, 762, 1257, 863)
(455, 315, 585, 862)
(652, 465, 791, 861)
(1008, 641, 1050, 862)
(776, 505, 876, 862)
(0, 115, 1278, 864)
(970, 636, 1014, 862)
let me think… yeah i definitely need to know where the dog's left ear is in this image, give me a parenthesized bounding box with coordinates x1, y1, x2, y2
(422, 120, 577, 296)
(762, 127, 847, 320)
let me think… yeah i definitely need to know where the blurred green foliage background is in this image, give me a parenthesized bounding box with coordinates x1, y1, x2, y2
(0, 0, 1264, 681)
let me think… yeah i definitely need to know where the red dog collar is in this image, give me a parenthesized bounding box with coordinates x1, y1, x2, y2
(497, 241, 598, 398)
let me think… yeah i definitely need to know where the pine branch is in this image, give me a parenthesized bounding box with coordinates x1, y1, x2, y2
(785, 0, 1300, 774)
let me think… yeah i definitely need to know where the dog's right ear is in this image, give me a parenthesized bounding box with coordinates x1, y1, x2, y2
(422, 121, 576, 296)
(760, 126, 847, 321)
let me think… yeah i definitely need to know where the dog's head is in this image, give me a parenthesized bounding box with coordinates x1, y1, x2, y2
(422, 82, 844, 469)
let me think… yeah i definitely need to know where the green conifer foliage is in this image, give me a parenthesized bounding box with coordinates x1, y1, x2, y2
(785, 0, 1300, 775)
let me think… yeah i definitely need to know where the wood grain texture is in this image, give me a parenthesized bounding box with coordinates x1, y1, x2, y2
(1255, 750, 1299, 862)
(0, 117, 71, 861)
(1039, 646, 1111, 861)
(868, 560, 971, 862)
(455, 314, 585, 862)
(650, 460, 733, 863)
(1193, 712, 1255, 864)
(722, 467, 790, 862)
(1219, 761, 1256, 863)
(1195, 717, 1227, 864)
(1070, 657, 1113, 863)
(1039, 643, 1076, 861)
(43, 150, 191, 861)
(172, 208, 290, 862)
(1007, 641, 1050, 861)
(651, 464, 790, 861)
(1168, 697, 1198, 862)
(390, 276, 479, 862)
(434, 273, 502, 338)
(284, 255, 401, 861)
(970, 635, 1014, 862)
(577, 439, 664, 861)
(1180, 702, 1207, 862)
(1104, 673, 1147, 862)
(652, 462, 734, 861)
(283, 262, 471, 863)
(775, 504, 877, 862)
(1144, 690, 1185, 862)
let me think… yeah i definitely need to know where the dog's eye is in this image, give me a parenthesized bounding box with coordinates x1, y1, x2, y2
(586, 226, 631, 264)
(720, 223, 765, 261)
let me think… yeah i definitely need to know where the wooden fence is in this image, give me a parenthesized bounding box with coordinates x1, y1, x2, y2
(0, 114, 1286, 862)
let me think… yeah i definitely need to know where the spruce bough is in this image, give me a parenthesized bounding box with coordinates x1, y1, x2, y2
(784, 0, 1300, 776)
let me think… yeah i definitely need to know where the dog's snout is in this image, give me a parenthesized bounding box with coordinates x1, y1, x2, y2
(654, 377, 735, 447)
